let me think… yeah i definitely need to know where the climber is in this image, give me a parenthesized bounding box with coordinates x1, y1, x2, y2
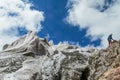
(107, 34, 114, 47)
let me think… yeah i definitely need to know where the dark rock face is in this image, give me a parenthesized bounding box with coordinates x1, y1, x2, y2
(81, 67, 90, 80)
(2, 44, 9, 50)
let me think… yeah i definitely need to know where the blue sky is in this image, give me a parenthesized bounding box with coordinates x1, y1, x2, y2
(0, 0, 119, 50)
(22, 0, 101, 47)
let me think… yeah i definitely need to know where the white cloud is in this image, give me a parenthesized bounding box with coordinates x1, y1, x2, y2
(66, 0, 120, 48)
(0, 0, 44, 50)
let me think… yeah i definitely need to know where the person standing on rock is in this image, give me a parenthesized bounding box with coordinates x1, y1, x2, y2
(107, 34, 114, 47)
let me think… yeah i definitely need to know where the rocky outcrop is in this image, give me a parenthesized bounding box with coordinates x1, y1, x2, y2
(88, 40, 120, 80)
(0, 31, 90, 80)
(0, 31, 119, 80)
(3, 31, 49, 56)
(60, 50, 88, 80)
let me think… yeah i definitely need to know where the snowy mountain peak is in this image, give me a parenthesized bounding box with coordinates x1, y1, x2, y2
(2, 31, 50, 56)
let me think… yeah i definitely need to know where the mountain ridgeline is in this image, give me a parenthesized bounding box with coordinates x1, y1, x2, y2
(0, 31, 120, 80)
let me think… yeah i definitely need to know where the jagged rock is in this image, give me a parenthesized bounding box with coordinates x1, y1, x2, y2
(3, 31, 49, 56)
(0, 51, 27, 80)
(88, 41, 120, 80)
(1, 31, 120, 80)
(0, 31, 90, 80)
(61, 50, 88, 80)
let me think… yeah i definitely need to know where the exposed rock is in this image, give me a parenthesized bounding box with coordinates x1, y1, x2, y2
(88, 40, 120, 80)
(3, 31, 49, 56)
(0, 31, 90, 80)
(60, 50, 88, 80)
(1, 31, 119, 80)
(99, 67, 120, 80)
(2, 44, 9, 50)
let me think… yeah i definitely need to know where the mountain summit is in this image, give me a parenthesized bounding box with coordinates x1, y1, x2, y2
(3, 31, 50, 56)
(0, 31, 120, 80)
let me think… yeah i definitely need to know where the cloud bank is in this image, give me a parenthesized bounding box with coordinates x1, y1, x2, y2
(66, 0, 120, 48)
(0, 0, 44, 50)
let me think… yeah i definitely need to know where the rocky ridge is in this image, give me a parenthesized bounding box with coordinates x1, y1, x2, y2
(0, 31, 91, 80)
(0, 31, 120, 80)
(88, 40, 120, 80)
